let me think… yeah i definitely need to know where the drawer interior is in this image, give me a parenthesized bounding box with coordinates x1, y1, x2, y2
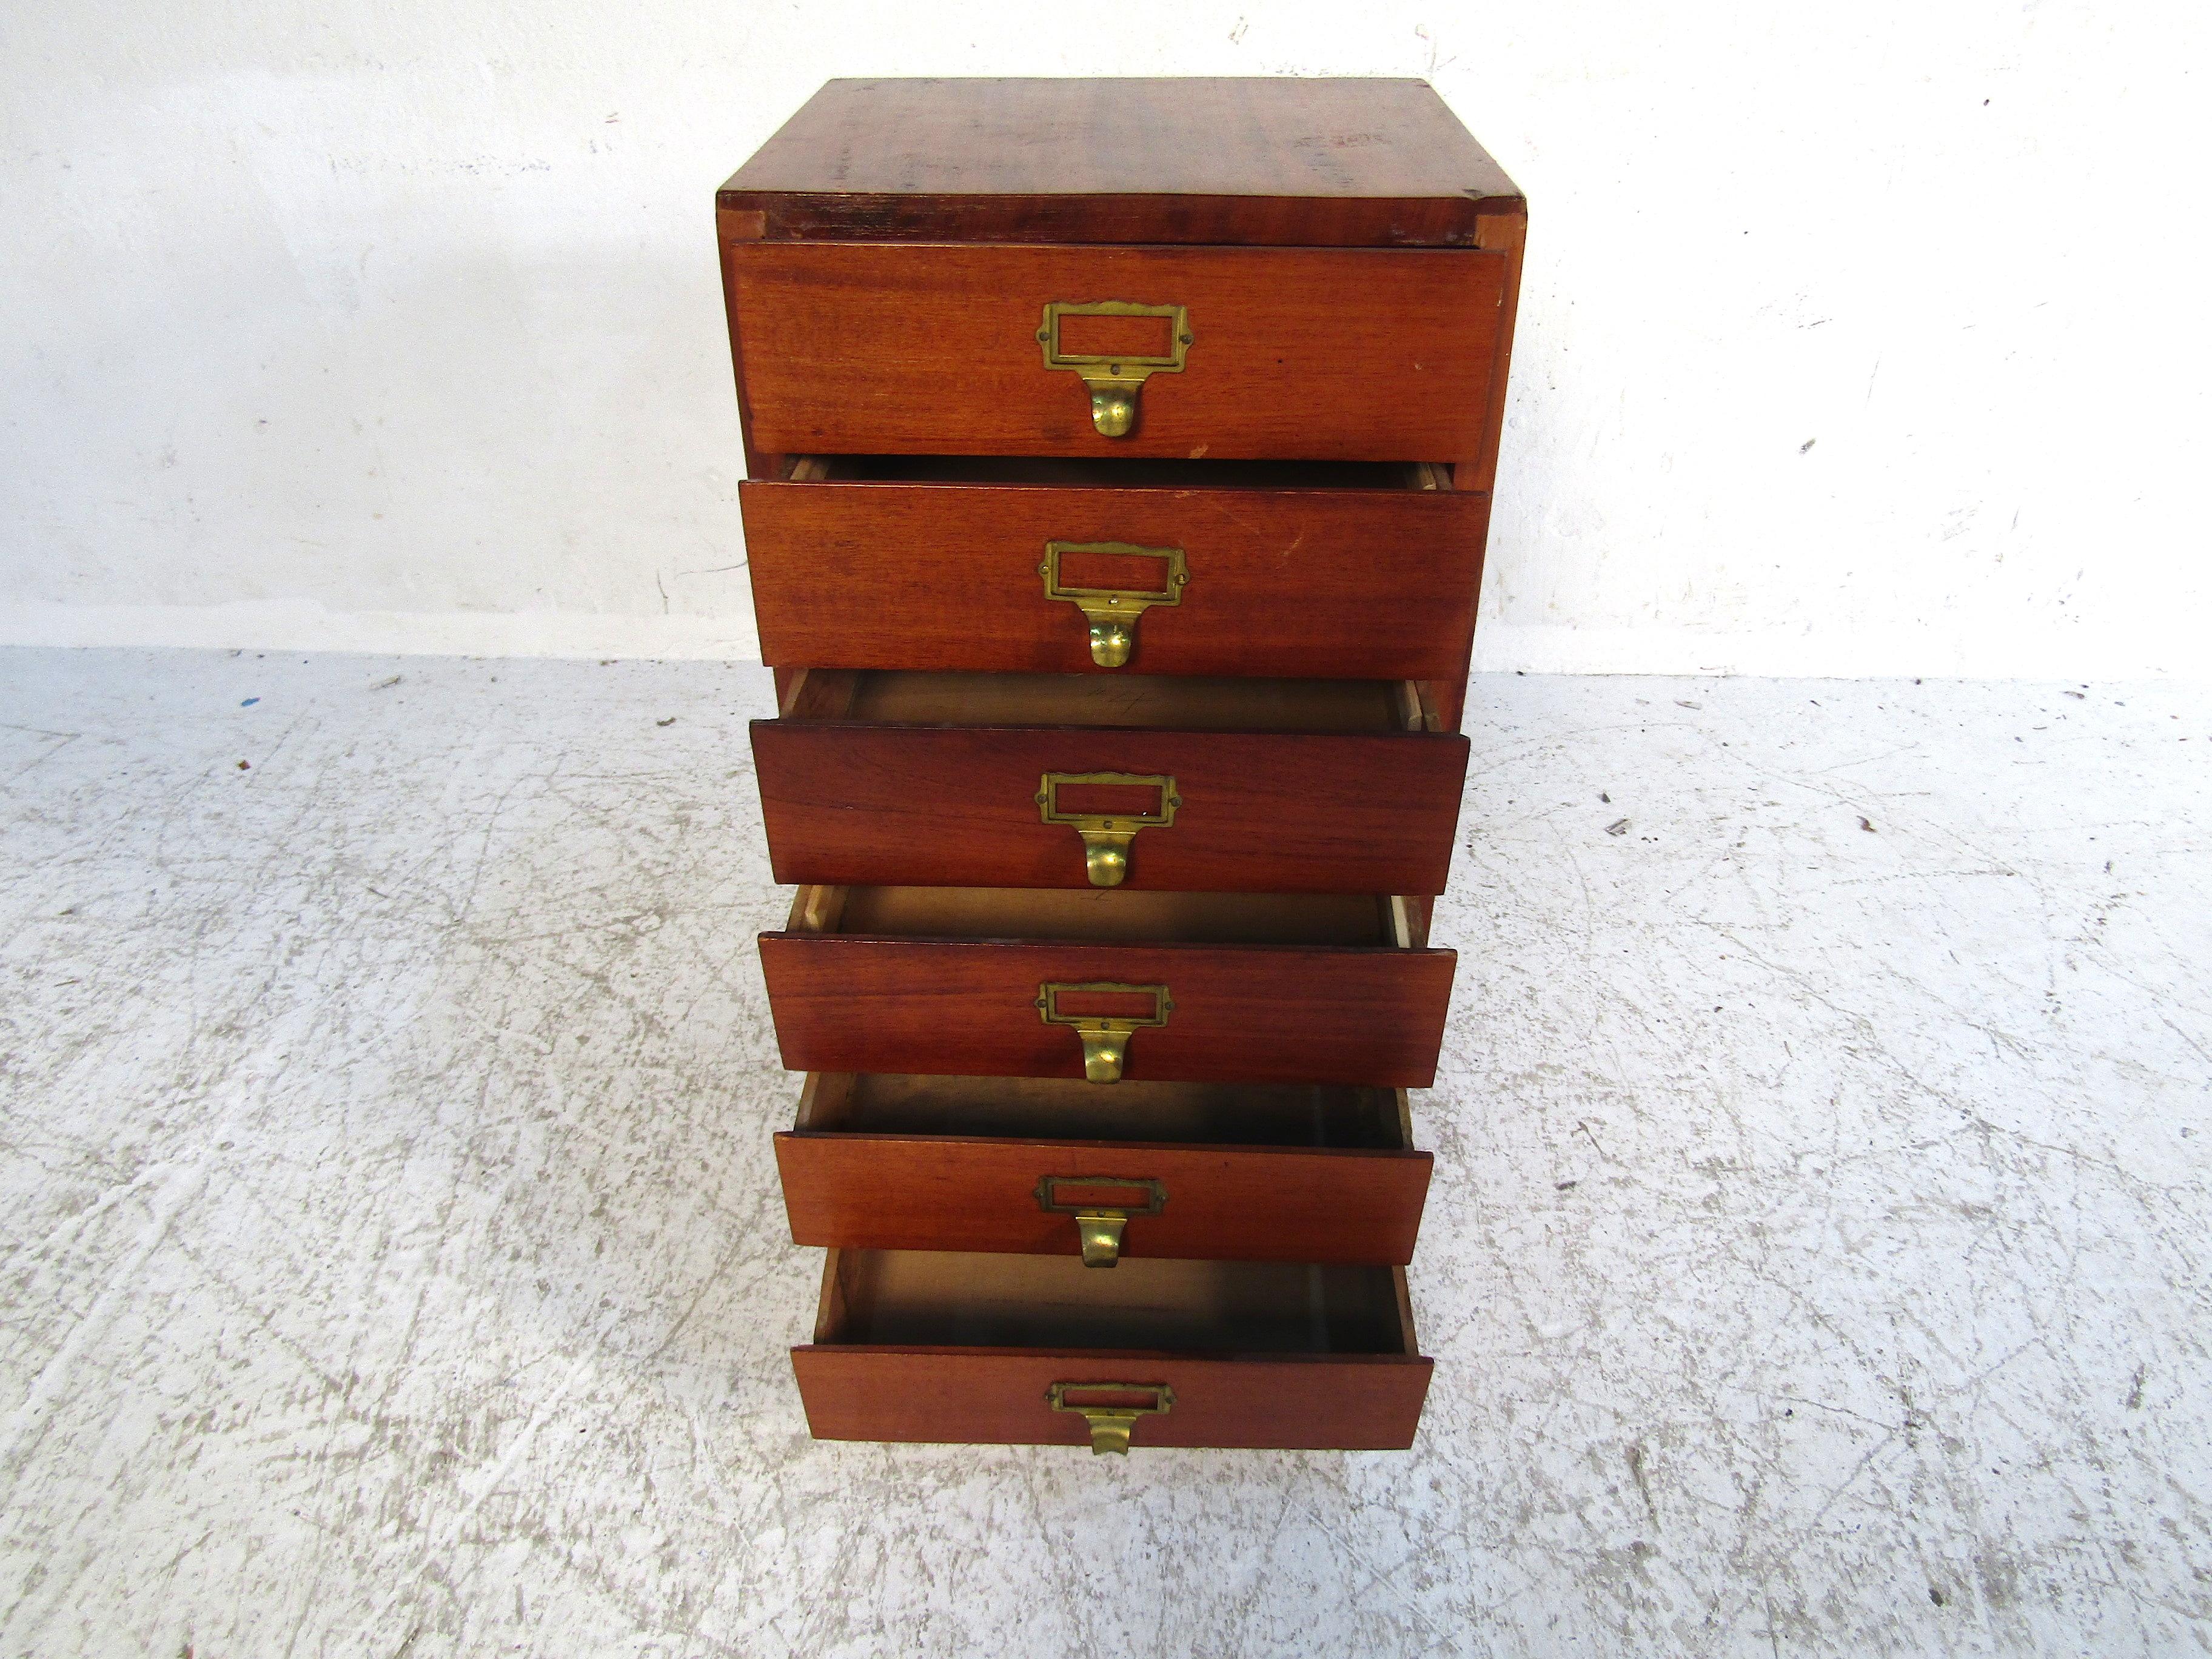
(800, 455, 1445, 492)
(789, 883, 1415, 948)
(781, 668, 1434, 733)
(796, 1072, 1412, 1148)
(817, 1248, 1417, 1355)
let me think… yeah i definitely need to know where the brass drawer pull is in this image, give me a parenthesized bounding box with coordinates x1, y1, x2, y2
(1033, 1175, 1168, 1267)
(1036, 770, 1179, 888)
(1040, 541, 1188, 668)
(1036, 300, 1191, 437)
(1036, 980, 1171, 1084)
(1047, 1381, 1175, 1455)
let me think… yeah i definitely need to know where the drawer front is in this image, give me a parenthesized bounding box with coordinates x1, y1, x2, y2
(791, 1349, 1432, 1450)
(739, 477, 1486, 680)
(730, 242, 1509, 461)
(756, 936, 1456, 1086)
(776, 1133, 1431, 1264)
(752, 723, 1469, 894)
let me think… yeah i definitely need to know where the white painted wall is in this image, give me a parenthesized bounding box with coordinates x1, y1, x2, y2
(4, 1, 2207, 677)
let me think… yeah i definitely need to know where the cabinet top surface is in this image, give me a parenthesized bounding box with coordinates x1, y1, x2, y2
(719, 78, 1522, 247)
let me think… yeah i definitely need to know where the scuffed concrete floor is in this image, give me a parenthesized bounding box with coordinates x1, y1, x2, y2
(1, 647, 2207, 1658)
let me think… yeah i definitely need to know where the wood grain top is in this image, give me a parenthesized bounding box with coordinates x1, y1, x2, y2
(719, 78, 1523, 247)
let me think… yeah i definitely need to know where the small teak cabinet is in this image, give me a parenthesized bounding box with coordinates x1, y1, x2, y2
(717, 77, 1524, 1453)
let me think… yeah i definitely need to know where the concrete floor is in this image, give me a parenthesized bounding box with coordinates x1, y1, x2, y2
(1, 648, 2207, 1658)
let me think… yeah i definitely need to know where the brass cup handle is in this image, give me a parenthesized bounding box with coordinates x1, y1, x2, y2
(1034, 1175, 1168, 1267)
(1037, 981, 1171, 1085)
(1076, 1027, 1128, 1083)
(1088, 385, 1138, 439)
(1039, 541, 1188, 669)
(1047, 1381, 1175, 1455)
(1037, 771, 1179, 888)
(1037, 301, 1191, 438)
(1074, 1213, 1128, 1265)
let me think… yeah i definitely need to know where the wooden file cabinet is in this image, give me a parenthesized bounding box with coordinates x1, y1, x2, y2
(718, 76, 1524, 1453)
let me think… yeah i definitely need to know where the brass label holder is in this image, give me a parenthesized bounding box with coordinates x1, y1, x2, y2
(1036, 771, 1179, 888)
(1047, 1381, 1175, 1455)
(1036, 301, 1191, 437)
(1036, 980, 1171, 1084)
(1040, 541, 1188, 668)
(1033, 1175, 1168, 1267)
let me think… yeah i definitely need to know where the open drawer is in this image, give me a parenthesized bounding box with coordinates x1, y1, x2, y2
(754, 669, 1469, 894)
(740, 455, 1486, 697)
(777, 1073, 1432, 1265)
(793, 1249, 1432, 1451)
(757, 885, 1456, 1087)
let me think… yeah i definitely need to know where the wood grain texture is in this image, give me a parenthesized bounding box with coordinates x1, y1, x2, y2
(795, 1071, 1413, 1147)
(739, 474, 1487, 682)
(751, 723, 1470, 894)
(822, 1248, 1412, 1342)
(813, 885, 1403, 945)
(828, 670, 1408, 731)
(776, 1133, 1432, 1263)
(718, 78, 1522, 247)
(791, 1348, 1432, 1449)
(729, 241, 1508, 463)
(714, 207, 781, 481)
(1458, 209, 1531, 496)
(756, 934, 1456, 1085)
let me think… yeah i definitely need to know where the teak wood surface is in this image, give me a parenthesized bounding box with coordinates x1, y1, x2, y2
(790, 1348, 1432, 1450)
(739, 469, 1487, 683)
(756, 933, 1456, 1087)
(716, 77, 1530, 1454)
(728, 242, 1509, 464)
(718, 77, 1523, 247)
(796, 1249, 1431, 1449)
(751, 722, 1470, 894)
(775, 1132, 1432, 1264)
(793, 1070, 1415, 1146)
